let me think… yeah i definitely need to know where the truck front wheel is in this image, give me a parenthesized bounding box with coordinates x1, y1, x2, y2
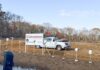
(56, 45, 62, 51)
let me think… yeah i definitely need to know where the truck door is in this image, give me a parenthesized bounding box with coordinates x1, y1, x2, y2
(44, 38, 55, 48)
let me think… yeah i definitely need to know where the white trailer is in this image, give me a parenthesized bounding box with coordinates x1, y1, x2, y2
(25, 33, 44, 46)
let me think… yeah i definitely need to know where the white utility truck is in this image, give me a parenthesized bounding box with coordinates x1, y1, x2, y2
(25, 33, 71, 50)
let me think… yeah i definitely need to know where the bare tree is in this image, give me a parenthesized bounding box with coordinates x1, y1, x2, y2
(43, 23, 52, 31)
(90, 28, 100, 41)
(63, 27, 75, 40)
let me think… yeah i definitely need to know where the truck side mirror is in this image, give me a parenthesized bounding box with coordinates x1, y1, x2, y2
(53, 39, 55, 42)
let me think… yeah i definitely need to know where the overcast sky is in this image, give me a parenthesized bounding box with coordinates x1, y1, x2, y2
(0, 0, 100, 30)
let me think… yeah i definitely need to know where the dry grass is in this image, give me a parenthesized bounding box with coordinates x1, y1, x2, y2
(0, 40, 100, 61)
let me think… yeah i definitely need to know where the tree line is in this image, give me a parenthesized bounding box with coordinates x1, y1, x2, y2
(0, 4, 100, 42)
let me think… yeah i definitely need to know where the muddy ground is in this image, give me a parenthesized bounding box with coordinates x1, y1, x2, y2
(0, 52, 100, 70)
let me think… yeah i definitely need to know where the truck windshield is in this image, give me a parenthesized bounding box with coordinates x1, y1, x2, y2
(44, 38, 52, 42)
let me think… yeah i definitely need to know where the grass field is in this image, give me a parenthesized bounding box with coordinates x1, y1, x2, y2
(0, 39, 100, 61)
(1, 40, 100, 70)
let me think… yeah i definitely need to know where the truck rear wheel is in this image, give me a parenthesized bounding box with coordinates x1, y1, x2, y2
(56, 45, 62, 51)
